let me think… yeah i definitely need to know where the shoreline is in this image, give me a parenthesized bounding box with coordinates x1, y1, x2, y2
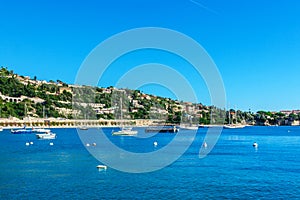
(0, 118, 157, 129)
(0, 118, 298, 130)
(2, 124, 298, 130)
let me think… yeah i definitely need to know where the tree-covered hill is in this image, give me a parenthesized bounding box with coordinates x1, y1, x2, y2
(0, 66, 298, 126)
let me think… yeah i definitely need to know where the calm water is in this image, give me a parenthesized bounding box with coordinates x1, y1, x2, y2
(1, 126, 300, 199)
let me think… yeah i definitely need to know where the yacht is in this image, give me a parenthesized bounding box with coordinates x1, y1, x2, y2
(36, 131, 56, 139)
(0, 126, 3, 132)
(112, 127, 138, 136)
(180, 124, 198, 130)
(34, 128, 51, 133)
(223, 124, 245, 129)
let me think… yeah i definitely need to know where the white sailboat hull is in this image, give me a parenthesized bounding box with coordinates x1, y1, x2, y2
(36, 132, 56, 139)
(112, 127, 137, 136)
(223, 124, 245, 129)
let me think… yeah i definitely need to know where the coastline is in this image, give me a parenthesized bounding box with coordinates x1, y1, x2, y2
(0, 118, 164, 129)
(1, 118, 297, 130)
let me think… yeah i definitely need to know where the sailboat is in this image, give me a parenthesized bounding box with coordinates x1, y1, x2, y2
(35, 106, 52, 133)
(224, 108, 245, 129)
(79, 114, 88, 130)
(36, 106, 56, 139)
(11, 104, 34, 134)
(112, 97, 137, 136)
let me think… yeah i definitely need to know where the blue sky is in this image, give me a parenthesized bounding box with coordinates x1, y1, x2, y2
(0, 0, 300, 112)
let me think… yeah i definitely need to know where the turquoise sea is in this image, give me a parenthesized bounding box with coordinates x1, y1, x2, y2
(1, 126, 300, 199)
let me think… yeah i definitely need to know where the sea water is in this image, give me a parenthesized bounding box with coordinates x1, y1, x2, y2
(0, 126, 300, 199)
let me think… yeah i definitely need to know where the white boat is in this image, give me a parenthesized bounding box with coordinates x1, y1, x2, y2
(34, 128, 51, 133)
(36, 132, 56, 139)
(180, 124, 198, 130)
(79, 126, 88, 130)
(112, 96, 137, 136)
(223, 124, 245, 129)
(96, 165, 107, 171)
(11, 105, 35, 134)
(0, 126, 3, 132)
(112, 127, 138, 136)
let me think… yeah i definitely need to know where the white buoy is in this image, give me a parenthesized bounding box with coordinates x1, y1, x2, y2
(92, 143, 97, 146)
(49, 142, 54, 146)
(153, 141, 158, 147)
(25, 142, 30, 146)
(253, 142, 258, 148)
(203, 142, 208, 148)
(86, 143, 90, 147)
(30, 141, 33, 145)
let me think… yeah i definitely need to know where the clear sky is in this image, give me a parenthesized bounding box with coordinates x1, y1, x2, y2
(0, 0, 300, 112)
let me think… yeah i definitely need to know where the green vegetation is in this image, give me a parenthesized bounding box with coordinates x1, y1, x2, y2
(0, 66, 298, 126)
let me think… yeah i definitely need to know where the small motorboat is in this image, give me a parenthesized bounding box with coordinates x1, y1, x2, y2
(96, 165, 107, 171)
(79, 126, 88, 130)
(223, 124, 245, 129)
(36, 132, 56, 139)
(112, 127, 138, 136)
(34, 128, 51, 133)
(11, 127, 34, 134)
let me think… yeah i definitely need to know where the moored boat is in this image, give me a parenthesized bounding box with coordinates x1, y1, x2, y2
(36, 132, 56, 139)
(96, 165, 107, 171)
(34, 128, 51, 133)
(79, 126, 88, 130)
(145, 125, 179, 133)
(112, 127, 138, 136)
(180, 124, 198, 130)
(11, 127, 34, 134)
(111, 96, 137, 136)
(11, 127, 51, 134)
(223, 124, 245, 129)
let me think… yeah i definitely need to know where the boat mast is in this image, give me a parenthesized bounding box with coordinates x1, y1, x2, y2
(25, 103, 27, 118)
(235, 106, 237, 125)
(120, 96, 123, 128)
(228, 103, 231, 125)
